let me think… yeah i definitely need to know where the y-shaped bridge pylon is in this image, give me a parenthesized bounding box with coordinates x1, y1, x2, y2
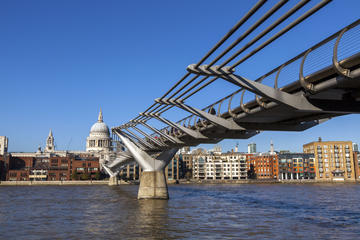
(114, 130, 178, 199)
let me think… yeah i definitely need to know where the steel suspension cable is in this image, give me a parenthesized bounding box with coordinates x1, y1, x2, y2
(229, 0, 332, 70)
(206, 0, 291, 68)
(218, 0, 312, 69)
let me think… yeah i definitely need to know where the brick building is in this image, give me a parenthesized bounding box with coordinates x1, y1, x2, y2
(254, 154, 278, 179)
(5, 153, 100, 181)
(0, 154, 9, 181)
(71, 154, 100, 180)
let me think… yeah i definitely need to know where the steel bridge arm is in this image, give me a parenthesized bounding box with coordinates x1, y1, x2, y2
(147, 113, 208, 139)
(223, 72, 321, 112)
(156, 98, 245, 130)
(139, 121, 185, 144)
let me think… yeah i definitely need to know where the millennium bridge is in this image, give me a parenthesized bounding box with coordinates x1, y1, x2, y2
(103, 0, 360, 199)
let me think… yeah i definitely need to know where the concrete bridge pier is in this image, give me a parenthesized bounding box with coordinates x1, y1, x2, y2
(116, 133, 178, 199)
(102, 164, 119, 186)
(138, 170, 168, 199)
(108, 175, 119, 186)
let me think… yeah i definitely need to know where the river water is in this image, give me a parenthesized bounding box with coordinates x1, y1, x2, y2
(0, 184, 359, 239)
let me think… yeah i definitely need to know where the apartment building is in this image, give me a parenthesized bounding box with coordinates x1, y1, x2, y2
(192, 152, 247, 180)
(303, 139, 355, 181)
(254, 154, 278, 179)
(278, 153, 316, 180)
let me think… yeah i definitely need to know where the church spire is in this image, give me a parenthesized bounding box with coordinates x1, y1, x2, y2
(98, 108, 103, 122)
(45, 129, 55, 152)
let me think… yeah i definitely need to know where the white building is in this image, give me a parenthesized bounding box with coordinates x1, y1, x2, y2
(192, 152, 248, 180)
(86, 109, 112, 153)
(86, 109, 112, 167)
(248, 142, 256, 154)
(0, 136, 8, 155)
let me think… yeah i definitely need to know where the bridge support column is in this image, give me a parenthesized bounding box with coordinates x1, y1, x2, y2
(138, 170, 168, 199)
(108, 175, 119, 186)
(115, 131, 178, 199)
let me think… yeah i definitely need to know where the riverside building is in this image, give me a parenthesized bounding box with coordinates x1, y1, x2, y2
(353, 151, 360, 180)
(278, 153, 316, 180)
(192, 152, 248, 180)
(248, 143, 256, 154)
(6, 153, 100, 181)
(303, 139, 355, 181)
(0, 136, 8, 155)
(254, 153, 278, 179)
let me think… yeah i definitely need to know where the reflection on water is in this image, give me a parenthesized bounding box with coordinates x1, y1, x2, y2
(0, 184, 360, 239)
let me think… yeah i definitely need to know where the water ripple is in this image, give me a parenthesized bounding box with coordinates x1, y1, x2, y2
(0, 184, 360, 239)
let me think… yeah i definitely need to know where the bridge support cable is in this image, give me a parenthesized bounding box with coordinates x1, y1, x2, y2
(194, 0, 267, 68)
(156, 0, 266, 103)
(130, 125, 168, 147)
(123, 128, 158, 150)
(139, 121, 185, 144)
(151, 0, 316, 114)
(227, 0, 332, 70)
(206, 0, 293, 69)
(115, 129, 149, 151)
(156, 98, 245, 130)
(107, 153, 134, 169)
(215, 0, 312, 69)
(146, 114, 208, 139)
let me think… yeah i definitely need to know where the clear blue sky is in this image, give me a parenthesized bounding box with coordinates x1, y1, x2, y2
(1, 0, 360, 153)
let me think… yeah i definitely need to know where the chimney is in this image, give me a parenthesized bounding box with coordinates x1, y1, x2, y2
(318, 137, 322, 142)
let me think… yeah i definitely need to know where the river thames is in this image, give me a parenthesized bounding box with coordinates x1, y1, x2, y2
(0, 184, 359, 239)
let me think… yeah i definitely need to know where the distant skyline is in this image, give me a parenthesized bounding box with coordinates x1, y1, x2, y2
(1, 0, 360, 153)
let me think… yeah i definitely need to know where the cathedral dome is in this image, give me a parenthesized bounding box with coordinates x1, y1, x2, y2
(90, 122, 110, 135)
(89, 109, 110, 137)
